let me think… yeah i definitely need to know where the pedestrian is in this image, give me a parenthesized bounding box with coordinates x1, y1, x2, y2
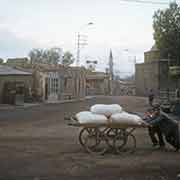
(175, 88, 180, 101)
(148, 89, 154, 107)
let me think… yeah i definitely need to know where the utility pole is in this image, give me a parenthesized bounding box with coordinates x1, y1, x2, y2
(76, 33, 89, 66)
(133, 56, 136, 82)
(76, 22, 94, 66)
(76, 33, 80, 66)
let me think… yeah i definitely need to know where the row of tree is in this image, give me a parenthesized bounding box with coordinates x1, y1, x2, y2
(29, 48, 75, 66)
(0, 48, 75, 66)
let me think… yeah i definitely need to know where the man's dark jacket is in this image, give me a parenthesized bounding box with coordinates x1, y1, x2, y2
(149, 111, 180, 149)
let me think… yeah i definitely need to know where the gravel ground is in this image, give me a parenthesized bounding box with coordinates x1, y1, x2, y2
(0, 96, 179, 180)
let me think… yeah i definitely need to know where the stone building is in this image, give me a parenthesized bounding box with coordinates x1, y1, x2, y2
(43, 66, 86, 102)
(86, 71, 110, 95)
(26, 64, 86, 102)
(5, 59, 86, 102)
(0, 65, 33, 104)
(135, 45, 180, 96)
(112, 80, 135, 96)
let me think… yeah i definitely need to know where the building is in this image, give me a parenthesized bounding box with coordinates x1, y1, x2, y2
(6, 57, 29, 67)
(86, 71, 110, 95)
(25, 64, 86, 102)
(0, 65, 33, 104)
(135, 45, 180, 96)
(112, 80, 135, 96)
(5, 59, 87, 102)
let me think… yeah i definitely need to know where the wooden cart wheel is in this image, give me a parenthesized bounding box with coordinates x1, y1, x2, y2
(79, 127, 99, 148)
(114, 129, 127, 154)
(84, 128, 108, 155)
(123, 133, 136, 153)
(115, 131, 136, 154)
(106, 128, 118, 149)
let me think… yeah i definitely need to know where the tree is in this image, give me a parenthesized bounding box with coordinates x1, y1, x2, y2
(62, 51, 75, 66)
(44, 47, 62, 65)
(153, 2, 180, 65)
(29, 48, 44, 64)
(0, 58, 4, 64)
(29, 47, 62, 65)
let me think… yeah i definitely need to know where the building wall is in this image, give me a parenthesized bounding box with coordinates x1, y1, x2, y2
(86, 71, 110, 96)
(62, 67, 86, 99)
(0, 75, 33, 103)
(33, 66, 86, 102)
(135, 62, 159, 96)
(144, 50, 161, 63)
(135, 60, 180, 96)
(86, 79, 106, 95)
(112, 80, 135, 96)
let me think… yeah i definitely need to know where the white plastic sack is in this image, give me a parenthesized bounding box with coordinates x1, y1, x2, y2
(90, 104, 122, 117)
(75, 111, 108, 124)
(110, 111, 144, 126)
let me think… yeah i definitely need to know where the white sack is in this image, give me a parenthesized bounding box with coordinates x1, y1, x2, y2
(90, 104, 122, 117)
(110, 111, 144, 126)
(75, 111, 108, 124)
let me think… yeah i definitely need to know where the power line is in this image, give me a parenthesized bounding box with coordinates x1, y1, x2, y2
(120, 0, 180, 5)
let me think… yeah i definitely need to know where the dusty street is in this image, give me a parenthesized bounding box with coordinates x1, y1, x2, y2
(0, 96, 179, 180)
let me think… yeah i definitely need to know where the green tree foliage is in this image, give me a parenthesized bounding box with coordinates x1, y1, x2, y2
(29, 47, 62, 65)
(29, 48, 45, 64)
(153, 2, 180, 64)
(62, 51, 75, 66)
(0, 58, 4, 64)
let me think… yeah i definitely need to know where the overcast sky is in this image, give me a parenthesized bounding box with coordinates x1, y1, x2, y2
(0, 0, 176, 76)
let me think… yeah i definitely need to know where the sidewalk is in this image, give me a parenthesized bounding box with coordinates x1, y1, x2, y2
(0, 103, 41, 110)
(0, 96, 95, 110)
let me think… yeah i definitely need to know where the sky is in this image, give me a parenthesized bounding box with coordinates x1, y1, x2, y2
(0, 0, 178, 77)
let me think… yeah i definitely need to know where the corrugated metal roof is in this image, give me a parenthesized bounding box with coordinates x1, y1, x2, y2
(0, 65, 32, 75)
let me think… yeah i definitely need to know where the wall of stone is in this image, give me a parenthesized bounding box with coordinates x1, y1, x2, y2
(144, 50, 161, 63)
(135, 61, 159, 96)
(0, 75, 33, 103)
(135, 60, 180, 96)
(62, 67, 86, 99)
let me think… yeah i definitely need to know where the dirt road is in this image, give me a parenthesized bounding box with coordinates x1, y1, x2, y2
(0, 96, 179, 180)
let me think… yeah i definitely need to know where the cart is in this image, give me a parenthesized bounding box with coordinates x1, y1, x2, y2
(67, 116, 148, 155)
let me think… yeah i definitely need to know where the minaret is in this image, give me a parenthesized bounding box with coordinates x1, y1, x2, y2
(109, 49, 114, 80)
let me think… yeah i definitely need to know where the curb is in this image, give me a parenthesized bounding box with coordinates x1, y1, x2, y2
(0, 96, 96, 110)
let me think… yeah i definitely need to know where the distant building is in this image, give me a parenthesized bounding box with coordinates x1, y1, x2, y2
(6, 57, 29, 67)
(135, 45, 180, 96)
(11, 63, 87, 102)
(86, 71, 110, 95)
(0, 65, 33, 104)
(27, 64, 86, 102)
(112, 80, 135, 96)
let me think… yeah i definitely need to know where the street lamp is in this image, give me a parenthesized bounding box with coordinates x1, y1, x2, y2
(76, 22, 94, 66)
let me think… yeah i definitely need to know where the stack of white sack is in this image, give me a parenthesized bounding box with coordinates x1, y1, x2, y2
(75, 111, 108, 124)
(90, 104, 123, 117)
(110, 111, 145, 126)
(75, 104, 144, 126)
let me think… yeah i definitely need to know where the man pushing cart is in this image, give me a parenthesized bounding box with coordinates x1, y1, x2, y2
(67, 103, 180, 154)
